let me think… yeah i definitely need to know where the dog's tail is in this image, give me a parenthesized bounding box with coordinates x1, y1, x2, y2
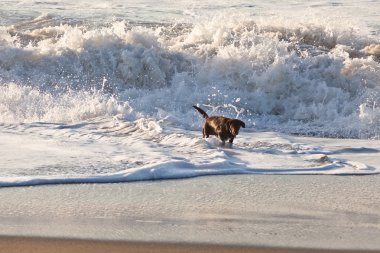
(193, 105, 209, 119)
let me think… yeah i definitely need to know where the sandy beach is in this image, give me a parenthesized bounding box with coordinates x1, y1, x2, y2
(1, 236, 379, 253)
(1, 175, 380, 252)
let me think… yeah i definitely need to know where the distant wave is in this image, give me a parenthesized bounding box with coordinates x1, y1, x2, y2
(1, 14, 379, 138)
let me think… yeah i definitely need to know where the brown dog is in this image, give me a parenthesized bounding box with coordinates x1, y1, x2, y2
(193, 105, 245, 145)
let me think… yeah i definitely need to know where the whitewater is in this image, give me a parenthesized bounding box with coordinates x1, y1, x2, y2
(1, 0, 380, 187)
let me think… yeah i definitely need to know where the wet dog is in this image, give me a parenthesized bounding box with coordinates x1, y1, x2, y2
(193, 105, 245, 145)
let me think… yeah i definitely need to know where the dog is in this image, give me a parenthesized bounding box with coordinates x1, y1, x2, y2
(193, 105, 245, 145)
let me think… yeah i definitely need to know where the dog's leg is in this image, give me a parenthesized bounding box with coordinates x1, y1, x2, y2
(203, 123, 210, 138)
(229, 138, 234, 144)
(203, 127, 210, 138)
(218, 130, 229, 145)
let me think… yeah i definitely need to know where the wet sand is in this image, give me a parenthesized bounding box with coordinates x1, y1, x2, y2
(1, 175, 380, 251)
(1, 236, 379, 253)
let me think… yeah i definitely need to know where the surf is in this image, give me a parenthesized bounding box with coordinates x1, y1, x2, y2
(0, 4, 380, 187)
(1, 13, 379, 138)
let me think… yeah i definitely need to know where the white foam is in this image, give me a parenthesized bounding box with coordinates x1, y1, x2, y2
(1, 1, 380, 186)
(0, 83, 127, 122)
(1, 12, 379, 137)
(0, 122, 378, 187)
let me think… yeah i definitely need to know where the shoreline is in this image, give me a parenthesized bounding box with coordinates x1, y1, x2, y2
(1, 236, 379, 253)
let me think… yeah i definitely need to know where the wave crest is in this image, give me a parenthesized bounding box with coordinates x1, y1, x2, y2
(0, 14, 379, 138)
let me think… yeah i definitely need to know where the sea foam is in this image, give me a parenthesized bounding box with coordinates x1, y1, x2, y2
(0, 14, 379, 138)
(1, 8, 380, 187)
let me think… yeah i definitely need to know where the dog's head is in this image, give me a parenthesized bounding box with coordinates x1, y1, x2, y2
(229, 119, 245, 136)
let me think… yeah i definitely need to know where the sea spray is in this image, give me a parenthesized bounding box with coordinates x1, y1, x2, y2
(0, 13, 379, 138)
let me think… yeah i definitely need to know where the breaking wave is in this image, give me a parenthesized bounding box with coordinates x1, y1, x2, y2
(1, 13, 380, 138)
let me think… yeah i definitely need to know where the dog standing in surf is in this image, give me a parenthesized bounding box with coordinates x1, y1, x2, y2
(193, 105, 245, 145)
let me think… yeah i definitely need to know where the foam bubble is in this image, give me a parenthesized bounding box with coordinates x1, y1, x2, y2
(361, 44, 380, 58)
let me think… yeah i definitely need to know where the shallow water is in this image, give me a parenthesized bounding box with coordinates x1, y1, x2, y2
(1, 123, 379, 187)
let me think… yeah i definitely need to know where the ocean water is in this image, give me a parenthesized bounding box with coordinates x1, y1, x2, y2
(0, 0, 379, 187)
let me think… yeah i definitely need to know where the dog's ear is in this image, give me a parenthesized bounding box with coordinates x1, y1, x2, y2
(229, 119, 245, 136)
(238, 120, 245, 128)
